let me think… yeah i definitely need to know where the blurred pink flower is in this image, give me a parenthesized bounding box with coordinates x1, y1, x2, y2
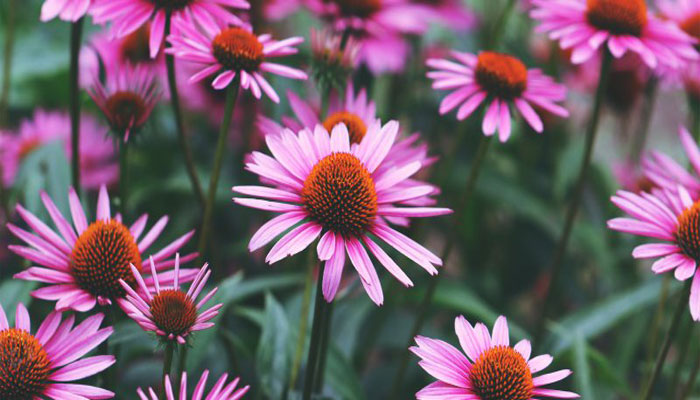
(0, 110, 118, 188)
(530, 0, 698, 69)
(657, 0, 700, 97)
(8, 185, 198, 311)
(411, 315, 578, 400)
(613, 161, 656, 193)
(643, 126, 700, 197)
(414, 0, 477, 31)
(138, 370, 249, 399)
(41, 0, 92, 21)
(167, 22, 306, 102)
(427, 51, 569, 142)
(0, 302, 115, 399)
(233, 121, 451, 305)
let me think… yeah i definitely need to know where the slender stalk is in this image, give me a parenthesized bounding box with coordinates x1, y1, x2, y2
(679, 351, 700, 400)
(176, 345, 188, 377)
(538, 50, 613, 332)
(197, 79, 240, 259)
(668, 318, 693, 399)
(487, 0, 516, 50)
(388, 135, 492, 400)
(69, 18, 84, 191)
(644, 274, 671, 382)
(0, 0, 16, 126)
(641, 281, 691, 400)
(164, 12, 205, 205)
(289, 252, 316, 392)
(629, 78, 658, 162)
(689, 94, 700, 142)
(161, 342, 176, 397)
(119, 140, 129, 217)
(302, 264, 329, 400)
(313, 301, 334, 393)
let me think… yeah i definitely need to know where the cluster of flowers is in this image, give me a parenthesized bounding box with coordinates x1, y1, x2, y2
(1, 0, 700, 398)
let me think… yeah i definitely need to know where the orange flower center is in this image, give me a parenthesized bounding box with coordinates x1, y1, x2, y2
(105, 91, 148, 133)
(0, 328, 51, 400)
(470, 346, 534, 400)
(71, 219, 142, 300)
(302, 153, 377, 237)
(586, 0, 648, 36)
(149, 290, 198, 337)
(120, 25, 151, 64)
(475, 52, 528, 99)
(17, 138, 41, 160)
(681, 13, 700, 40)
(322, 111, 368, 144)
(212, 28, 264, 72)
(675, 201, 700, 262)
(151, 0, 191, 10)
(333, 0, 382, 17)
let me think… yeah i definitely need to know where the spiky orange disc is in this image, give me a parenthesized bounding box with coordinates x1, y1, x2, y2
(470, 346, 534, 400)
(212, 28, 264, 72)
(0, 328, 51, 400)
(323, 111, 368, 144)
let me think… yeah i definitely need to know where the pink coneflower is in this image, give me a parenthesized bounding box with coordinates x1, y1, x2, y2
(233, 121, 451, 305)
(658, 0, 700, 98)
(643, 126, 700, 198)
(7, 185, 197, 311)
(89, 64, 161, 142)
(530, 0, 698, 69)
(167, 22, 306, 102)
(0, 302, 115, 399)
(608, 182, 700, 320)
(411, 315, 579, 400)
(308, 28, 360, 92)
(613, 161, 656, 193)
(427, 51, 569, 142)
(0, 110, 118, 189)
(138, 371, 249, 399)
(119, 256, 222, 344)
(40, 0, 91, 21)
(414, 0, 477, 31)
(306, 0, 431, 73)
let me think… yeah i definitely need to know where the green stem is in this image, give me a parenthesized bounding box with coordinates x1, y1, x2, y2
(641, 280, 691, 400)
(629, 78, 658, 162)
(302, 264, 329, 400)
(161, 342, 176, 396)
(679, 350, 700, 400)
(197, 78, 240, 260)
(644, 274, 671, 380)
(313, 301, 334, 393)
(69, 18, 84, 191)
(487, 0, 516, 50)
(164, 12, 205, 205)
(320, 90, 331, 121)
(689, 94, 700, 142)
(538, 49, 613, 334)
(668, 318, 693, 399)
(289, 252, 316, 392)
(119, 140, 129, 217)
(388, 135, 492, 400)
(176, 345, 188, 377)
(0, 0, 15, 126)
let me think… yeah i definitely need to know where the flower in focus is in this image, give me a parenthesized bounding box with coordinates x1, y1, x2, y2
(643, 126, 700, 197)
(167, 22, 307, 102)
(309, 28, 360, 94)
(427, 51, 569, 142)
(119, 255, 222, 344)
(412, 315, 578, 400)
(137, 370, 249, 399)
(90, 0, 250, 58)
(0, 110, 118, 188)
(233, 121, 451, 305)
(306, 0, 431, 73)
(0, 302, 115, 399)
(8, 185, 198, 311)
(40, 0, 92, 22)
(530, 0, 698, 69)
(89, 64, 161, 142)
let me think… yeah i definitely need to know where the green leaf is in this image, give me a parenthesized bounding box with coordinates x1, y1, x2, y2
(13, 141, 70, 215)
(0, 280, 36, 324)
(572, 331, 594, 400)
(256, 292, 292, 399)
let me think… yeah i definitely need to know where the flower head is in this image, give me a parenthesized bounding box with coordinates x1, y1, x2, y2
(530, 0, 698, 69)
(309, 28, 360, 93)
(643, 126, 700, 198)
(90, 0, 250, 58)
(89, 64, 161, 141)
(233, 121, 451, 305)
(411, 315, 578, 400)
(414, 0, 478, 31)
(0, 110, 118, 188)
(167, 22, 306, 102)
(119, 255, 222, 344)
(8, 185, 198, 311)
(0, 302, 115, 399)
(138, 370, 249, 399)
(427, 51, 569, 142)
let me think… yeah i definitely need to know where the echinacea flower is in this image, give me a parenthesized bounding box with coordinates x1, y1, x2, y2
(530, 0, 698, 69)
(138, 370, 249, 399)
(40, 0, 92, 22)
(411, 315, 579, 400)
(415, 0, 477, 31)
(657, 0, 700, 98)
(427, 51, 569, 142)
(167, 21, 307, 102)
(0, 302, 115, 399)
(309, 28, 360, 93)
(89, 64, 161, 141)
(613, 160, 656, 193)
(0, 110, 118, 188)
(642, 126, 700, 197)
(119, 255, 222, 344)
(8, 185, 197, 311)
(608, 182, 700, 320)
(90, 0, 250, 58)
(233, 121, 451, 305)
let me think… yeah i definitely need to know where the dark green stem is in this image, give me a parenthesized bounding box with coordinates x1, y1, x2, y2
(0, 0, 15, 126)
(668, 317, 693, 399)
(630, 78, 658, 162)
(289, 252, 316, 392)
(119, 140, 129, 217)
(161, 342, 176, 397)
(176, 345, 188, 377)
(679, 350, 700, 400)
(388, 135, 492, 400)
(689, 94, 700, 142)
(644, 274, 671, 383)
(164, 12, 205, 205)
(641, 281, 691, 400)
(487, 0, 516, 50)
(538, 50, 613, 334)
(302, 264, 329, 400)
(313, 301, 334, 393)
(69, 18, 84, 191)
